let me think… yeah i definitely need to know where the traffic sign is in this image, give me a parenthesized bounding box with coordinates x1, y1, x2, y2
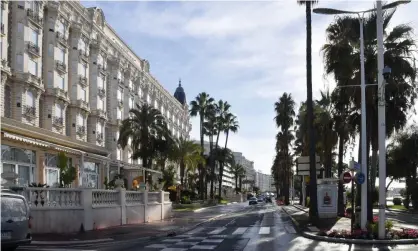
(341, 172, 352, 184)
(355, 173, 365, 185)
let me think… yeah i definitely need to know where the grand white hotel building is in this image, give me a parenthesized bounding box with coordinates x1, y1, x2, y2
(0, 1, 192, 189)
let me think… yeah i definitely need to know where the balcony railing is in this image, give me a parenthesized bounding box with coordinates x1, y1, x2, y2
(97, 87, 106, 98)
(50, 87, 69, 102)
(98, 64, 107, 73)
(79, 50, 89, 62)
(27, 42, 41, 57)
(56, 32, 68, 47)
(79, 75, 88, 87)
(55, 60, 67, 73)
(27, 9, 43, 27)
(117, 100, 123, 108)
(1, 23, 5, 35)
(96, 133, 104, 143)
(76, 125, 86, 136)
(23, 105, 36, 118)
(92, 109, 108, 120)
(52, 116, 64, 128)
(75, 99, 89, 111)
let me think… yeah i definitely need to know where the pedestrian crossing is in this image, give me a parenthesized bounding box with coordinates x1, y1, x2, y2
(143, 225, 296, 250)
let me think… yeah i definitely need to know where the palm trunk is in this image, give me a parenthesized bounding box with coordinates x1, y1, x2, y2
(180, 161, 185, 186)
(218, 163, 224, 201)
(337, 135, 345, 216)
(209, 138, 215, 200)
(305, 1, 318, 222)
(235, 176, 238, 194)
(224, 130, 230, 149)
(199, 115, 205, 200)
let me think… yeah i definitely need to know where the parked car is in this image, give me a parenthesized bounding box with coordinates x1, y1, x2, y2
(1, 189, 32, 251)
(265, 197, 272, 203)
(257, 197, 264, 203)
(249, 197, 258, 205)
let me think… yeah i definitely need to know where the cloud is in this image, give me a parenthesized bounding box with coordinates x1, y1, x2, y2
(84, 0, 418, 174)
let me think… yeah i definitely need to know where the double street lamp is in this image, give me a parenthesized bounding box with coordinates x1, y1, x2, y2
(313, 0, 410, 238)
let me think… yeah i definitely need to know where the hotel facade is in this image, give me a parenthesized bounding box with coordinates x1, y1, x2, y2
(0, 1, 191, 189)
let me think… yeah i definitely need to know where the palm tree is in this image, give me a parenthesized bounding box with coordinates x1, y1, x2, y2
(322, 10, 417, 220)
(274, 93, 296, 205)
(159, 164, 177, 191)
(223, 113, 239, 149)
(190, 93, 215, 200)
(297, 0, 319, 220)
(213, 147, 234, 201)
(230, 162, 245, 193)
(172, 137, 204, 187)
(203, 105, 218, 200)
(214, 100, 231, 148)
(118, 103, 171, 185)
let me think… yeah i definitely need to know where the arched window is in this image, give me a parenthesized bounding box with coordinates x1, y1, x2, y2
(4, 85, 11, 118)
(55, 103, 63, 118)
(26, 90, 35, 107)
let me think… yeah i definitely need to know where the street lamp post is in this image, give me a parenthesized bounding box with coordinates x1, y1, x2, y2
(313, 0, 410, 230)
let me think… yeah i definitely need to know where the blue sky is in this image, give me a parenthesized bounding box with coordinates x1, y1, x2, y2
(82, 1, 418, 175)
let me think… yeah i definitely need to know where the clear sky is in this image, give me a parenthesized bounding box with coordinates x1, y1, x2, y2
(82, 1, 418, 175)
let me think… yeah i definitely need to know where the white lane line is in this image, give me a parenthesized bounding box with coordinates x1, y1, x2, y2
(21, 249, 97, 251)
(187, 237, 207, 240)
(201, 239, 224, 243)
(232, 227, 248, 235)
(258, 227, 270, 235)
(145, 244, 168, 248)
(208, 227, 226, 235)
(190, 245, 218, 249)
(187, 227, 204, 235)
(174, 242, 200, 246)
(161, 248, 187, 251)
(163, 239, 182, 243)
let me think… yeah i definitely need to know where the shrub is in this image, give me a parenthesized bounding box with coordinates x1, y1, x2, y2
(393, 197, 402, 205)
(181, 195, 191, 204)
(403, 198, 410, 209)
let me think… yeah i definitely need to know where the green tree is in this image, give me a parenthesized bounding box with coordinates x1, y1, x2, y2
(172, 137, 204, 186)
(230, 162, 245, 193)
(213, 147, 234, 201)
(57, 152, 76, 188)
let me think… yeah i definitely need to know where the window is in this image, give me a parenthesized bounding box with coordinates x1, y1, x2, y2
(116, 148, 122, 160)
(26, 90, 35, 107)
(17, 23, 24, 34)
(116, 131, 120, 142)
(97, 54, 103, 66)
(81, 162, 98, 188)
(57, 75, 64, 89)
(29, 1, 39, 12)
(97, 76, 104, 89)
(77, 113, 84, 126)
(96, 122, 103, 134)
(48, 44, 54, 56)
(80, 64, 87, 77)
(4, 85, 11, 118)
(161, 106, 165, 115)
(97, 97, 105, 110)
(117, 71, 122, 80)
(116, 108, 122, 119)
(78, 39, 86, 52)
(167, 110, 170, 119)
(129, 97, 134, 109)
(56, 20, 65, 34)
(128, 80, 133, 90)
(80, 87, 86, 101)
(154, 99, 158, 108)
(55, 103, 63, 118)
(16, 55, 23, 71)
(146, 94, 150, 103)
(57, 48, 65, 62)
(28, 59, 37, 76)
(48, 72, 53, 88)
(117, 88, 122, 101)
(31, 29, 39, 46)
(138, 87, 142, 98)
(128, 150, 132, 164)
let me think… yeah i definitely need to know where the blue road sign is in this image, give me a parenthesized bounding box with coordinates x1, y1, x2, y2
(353, 162, 361, 172)
(355, 172, 365, 185)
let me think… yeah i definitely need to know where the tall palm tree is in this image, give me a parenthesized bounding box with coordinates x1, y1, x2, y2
(190, 93, 215, 200)
(223, 113, 239, 149)
(322, 10, 417, 220)
(118, 103, 171, 185)
(274, 93, 296, 205)
(203, 105, 218, 200)
(297, 0, 319, 220)
(214, 100, 231, 148)
(172, 137, 204, 186)
(230, 162, 245, 193)
(213, 147, 234, 201)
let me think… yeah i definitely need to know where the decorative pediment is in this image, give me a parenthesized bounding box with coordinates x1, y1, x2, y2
(88, 7, 105, 29)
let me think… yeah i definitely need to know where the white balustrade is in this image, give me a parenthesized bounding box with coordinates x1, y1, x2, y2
(148, 192, 160, 203)
(92, 189, 119, 206)
(125, 191, 144, 205)
(164, 192, 170, 202)
(19, 187, 82, 208)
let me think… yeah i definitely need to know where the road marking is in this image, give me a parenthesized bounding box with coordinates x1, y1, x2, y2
(187, 237, 207, 240)
(232, 227, 248, 235)
(187, 227, 204, 235)
(258, 227, 270, 235)
(161, 248, 187, 251)
(208, 227, 226, 235)
(201, 239, 224, 243)
(190, 245, 218, 249)
(163, 239, 181, 242)
(174, 242, 199, 245)
(20, 249, 97, 251)
(145, 244, 168, 248)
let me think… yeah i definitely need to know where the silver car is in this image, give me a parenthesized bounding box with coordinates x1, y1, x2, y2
(1, 189, 32, 251)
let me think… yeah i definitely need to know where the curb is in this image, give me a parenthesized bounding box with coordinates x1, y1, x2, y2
(29, 213, 228, 246)
(281, 205, 418, 245)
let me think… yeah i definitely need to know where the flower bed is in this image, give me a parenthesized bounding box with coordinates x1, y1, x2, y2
(318, 228, 418, 240)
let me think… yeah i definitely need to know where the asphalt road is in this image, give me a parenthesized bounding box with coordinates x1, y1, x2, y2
(17, 202, 418, 251)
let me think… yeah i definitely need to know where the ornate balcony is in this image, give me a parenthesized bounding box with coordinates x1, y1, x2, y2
(47, 87, 70, 102)
(23, 105, 36, 118)
(117, 99, 123, 108)
(55, 60, 67, 74)
(91, 109, 108, 120)
(1, 23, 5, 36)
(76, 125, 86, 136)
(96, 133, 104, 144)
(97, 64, 107, 74)
(14, 72, 43, 91)
(56, 32, 68, 47)
(27, 9, 43, 28)
(52, 116, 64, 128)
(71, 99, 90, 112)
(79, 75, 88, 87)
(97, 87, 106, 98)
(79, 50, 89, 62)
(27, 42, 41, 58)
(1, 59, 11, 75)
